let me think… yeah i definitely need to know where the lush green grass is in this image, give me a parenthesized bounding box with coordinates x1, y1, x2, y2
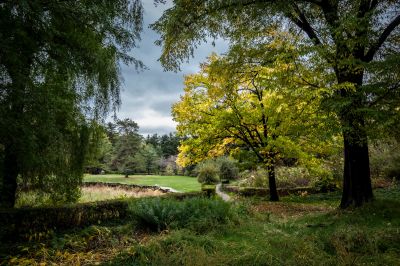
(2, 186, 399, 265)
(84, 174, 201, 192)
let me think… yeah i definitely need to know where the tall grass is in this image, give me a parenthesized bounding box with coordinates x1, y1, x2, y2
(128, 196, 237, 233)
(15, 185, 166, 207)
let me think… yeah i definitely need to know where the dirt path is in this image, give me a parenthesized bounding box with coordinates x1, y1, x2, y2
(216, 184, 232, 202)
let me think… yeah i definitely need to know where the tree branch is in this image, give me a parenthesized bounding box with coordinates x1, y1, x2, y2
(287, 3, 322, 46)
(364, 14, 400, 62)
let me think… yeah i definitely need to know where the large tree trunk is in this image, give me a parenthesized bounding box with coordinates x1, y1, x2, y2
(340, 118, 373, 208)
(337, 72, 373, 208)
(0, 145, 19, 208)
(267, 164, 279, 201)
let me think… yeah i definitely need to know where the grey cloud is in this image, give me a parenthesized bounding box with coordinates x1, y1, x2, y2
(116, 1, 229, 135)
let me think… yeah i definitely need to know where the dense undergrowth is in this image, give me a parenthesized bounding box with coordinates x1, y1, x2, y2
(1, 186, 399, 265)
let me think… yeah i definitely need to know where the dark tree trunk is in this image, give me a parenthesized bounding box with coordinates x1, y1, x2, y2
(337, 72, 373, 208)
(1, 38, 34, 208)
(340, 119, 373, 208)
(0, 145, 19, 208)
(267, 164, 279, 201)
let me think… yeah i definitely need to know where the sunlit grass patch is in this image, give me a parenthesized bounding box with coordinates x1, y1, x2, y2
(84, 174, 201, 192)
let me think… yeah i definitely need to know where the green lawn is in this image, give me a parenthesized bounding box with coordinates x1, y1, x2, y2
(83, 174, 201, 192)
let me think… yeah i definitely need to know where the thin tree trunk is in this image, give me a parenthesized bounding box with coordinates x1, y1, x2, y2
(0, 145, 19, 208)
(267, 164, 279, 201)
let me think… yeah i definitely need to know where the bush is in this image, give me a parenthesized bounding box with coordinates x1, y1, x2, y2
(195, 160, 220, 184)
(123, 168, 134, 177)
(128, 197, 234, 233)
(165, 163, 175, 176)
(201, 184, 216, 198)
(369, 139, 400, 180)
(275, 167, 310, 189)
(312, 176, 338, 192)
(218, 157, 239, 181)
(238, 168, 268, 188)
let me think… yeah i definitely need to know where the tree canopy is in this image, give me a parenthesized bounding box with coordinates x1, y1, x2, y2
(173, 35, 340, 200)
(153, 0, 400, 207)
(0, 0, 144, 207)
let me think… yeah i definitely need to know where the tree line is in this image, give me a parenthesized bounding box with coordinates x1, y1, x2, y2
(85, 119, 182, 176)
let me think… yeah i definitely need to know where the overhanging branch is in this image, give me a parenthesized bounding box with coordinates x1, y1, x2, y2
(364, 14, 400, 62)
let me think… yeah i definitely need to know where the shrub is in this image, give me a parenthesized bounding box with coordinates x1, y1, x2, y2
(369, 139, 400, 180)
(238, 168, 268, 188)
(165, 163, 175, 176)
(218, 157, 239, 181)
(275, 167, 310, 189)
(128, 197, 234, 233)
(123, 168, 134, 177)
(195, 161, 220, 184)
(312, 176, 338, 192)
(201, 184, 216, 198)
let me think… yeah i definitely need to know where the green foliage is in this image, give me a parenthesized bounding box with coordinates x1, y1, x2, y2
(132, 143, 161, 174)
(15, 190, 52, 208)
(2, 186, 400, 265)
(275, 167, 310, 188)
(0, 200, 128, 239)
(154, 0, 400, 207)
(84, 124, 113, 172)
(0, 1, 144, 207)
(370, 139, 400, 180)
(195, 160, 220, 184)
(312, 177, 338, 193)
(165, 163, 175, 176)
(217, 157, 239, 181)
(238, 168, 268, 188)
(201, 184, 216, 198)
(108, 119, 143, 173)
(128, 197, 235, 233)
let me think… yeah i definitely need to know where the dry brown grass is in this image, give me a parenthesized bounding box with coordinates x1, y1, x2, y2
(80, 185, 166, 203)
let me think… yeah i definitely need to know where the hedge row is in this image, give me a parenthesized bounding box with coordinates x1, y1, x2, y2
(160, 191, 205, 200)
(223, 185, 323, 197)
(0, 191, 206, 240)
(0, 199, 128, 240)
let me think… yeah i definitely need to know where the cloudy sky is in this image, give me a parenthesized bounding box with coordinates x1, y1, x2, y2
(117, 1, 228, 136)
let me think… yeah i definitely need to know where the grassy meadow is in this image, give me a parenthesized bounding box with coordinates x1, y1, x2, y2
(2, 185, 399, 265)
(83, 174, 201, 193)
